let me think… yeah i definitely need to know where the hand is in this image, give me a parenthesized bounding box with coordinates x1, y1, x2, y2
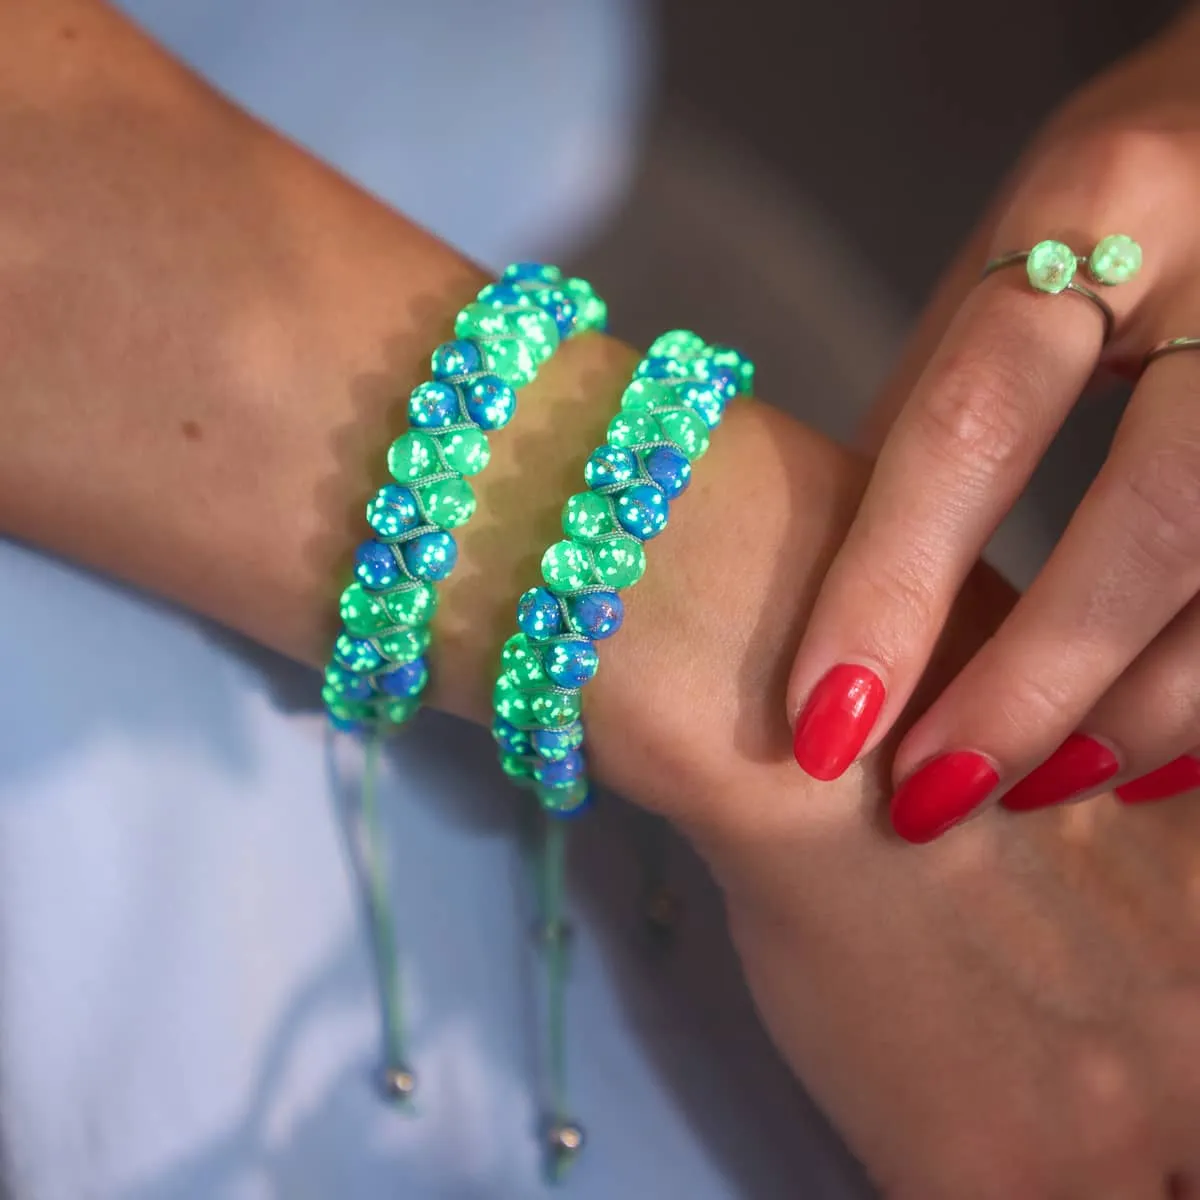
(584, 406, 1200, 1197)
(785, 7, 1200, 839)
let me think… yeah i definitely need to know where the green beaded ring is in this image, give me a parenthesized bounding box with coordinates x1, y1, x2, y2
(982, 234, 1142, 342)
(490, 330, 754, 816)
(322, 264, 607, 733)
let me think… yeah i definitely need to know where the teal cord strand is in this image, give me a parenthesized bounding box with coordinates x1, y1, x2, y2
(360, 732, 410, 1086)
(542, 815, 569, 1123)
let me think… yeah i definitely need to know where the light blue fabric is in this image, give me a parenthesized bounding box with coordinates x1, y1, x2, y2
(0, 4, 871, 1196)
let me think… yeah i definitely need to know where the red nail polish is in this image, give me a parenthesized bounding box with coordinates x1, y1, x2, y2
(1001, 734, 1120, 812)
(890, 751, 999, 844)
(1116, 755, 1200, 805)
(792, 664, 886, 781)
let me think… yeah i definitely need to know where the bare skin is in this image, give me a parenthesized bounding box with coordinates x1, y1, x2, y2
(3, 3, 1200, 1194)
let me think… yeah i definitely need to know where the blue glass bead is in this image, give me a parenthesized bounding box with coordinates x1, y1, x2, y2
(583, 444, 638, 490)
(477, 281, 528, 307)
(503, 262, 562, 285)
(535, 749, 586, 787)
(431, 339, 483, 380)
(355, 540, 401, 591)
(543, 639, 599, 689)
(325, 663, 375, 701)
(535, 289, 578, 338)
(366, 484, 422, 540)
(330, 714, 365, 734)
(681, 381, 726, 430)
(705, 365, 739, 401)
(335, 632, 385, 674)
(568, 590, 624, 639)
(464, 375, 517, 431)
(616, 483, 669, 540)
(641, 445, 691, 499)
(407, 381, 460, 429)
(493, 715, 532, 756)
(379, 656, 428, 699)
(517, 587, 563, 641)
(635, 355, 688, 381)
(401, 531, 457, 581)
(531, 723, 584, 762)
(706, 345, 755, 394)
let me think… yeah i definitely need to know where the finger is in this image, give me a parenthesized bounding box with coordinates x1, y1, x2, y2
(892, 346, 1200, 840)
(1002, 595, 1200, 811)
(789, 263, 1104, 782)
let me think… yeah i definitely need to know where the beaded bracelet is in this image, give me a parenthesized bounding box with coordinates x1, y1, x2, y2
(319, 264, 605, 1112)
(492, 329, 754, 811)
(322, 264, 607, 733)
(488, 330, 753, 1173)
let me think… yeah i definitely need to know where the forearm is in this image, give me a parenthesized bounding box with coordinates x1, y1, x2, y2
(0, 0, 1010, 792)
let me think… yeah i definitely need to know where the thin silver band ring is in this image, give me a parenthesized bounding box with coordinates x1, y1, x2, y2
(982, 252, 1115, 344)
(1143, 337, 1200, 368)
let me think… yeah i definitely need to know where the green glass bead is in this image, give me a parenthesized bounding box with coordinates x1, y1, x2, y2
(620, 378, 675, 413)
(340, 582, 393, 638)
(437, 427, 490, 476)
(419, 477, 476, 530)
(493, 674, 532, 724)
(379, 696, 419, 726)
(454, 303, 559, 387)
(501, 633, 548, 687)
(530, 689, 582, 728)
(648, 330, 706, 360)
(656, 408, 710, 460)
(1088, 234, 1142, 285)
(377, 625, 430, 665)
(382, 583, 437, 627)
(607, 412, 660, 449)
(539, 777, 589, 815)
(500, 751, 533, 781)
(592, 536, 646, 589)
(563, 492, 616, 542)
(562, 277, 608, 333)
(321, 687, 374, 723)
(476, 283, 535, 310)
(511, 306, 560, 354)
(387, 431, 440, 484)
(704, 346, 755, 394)
(541, 540, 594, 592)
(1025, 240, 1077, 294)
(323, 665, 354, 695)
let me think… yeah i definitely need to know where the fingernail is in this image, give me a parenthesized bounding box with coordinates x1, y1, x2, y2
(890, 751, 999, 844)
(1116, 755, 1200, 805)
(1000, 734, 1120, 812)
(792, 664, 886, 781)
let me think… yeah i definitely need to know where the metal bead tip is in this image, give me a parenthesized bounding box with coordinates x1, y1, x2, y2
(547, 1121, 586, 1157)
(380, 1065, 417, 1104)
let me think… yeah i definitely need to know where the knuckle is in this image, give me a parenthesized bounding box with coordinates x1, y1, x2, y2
(1118, 440, 1200, 568)
(915, 351, 1039, 481)
(1031, 125, 1197, 218)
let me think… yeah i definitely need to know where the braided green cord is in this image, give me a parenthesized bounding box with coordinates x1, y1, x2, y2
(359, 732, 412, 1101)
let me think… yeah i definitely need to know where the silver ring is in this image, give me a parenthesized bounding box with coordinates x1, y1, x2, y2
(981, 252, 1115, 344)
(1143, 337, 1200, 368)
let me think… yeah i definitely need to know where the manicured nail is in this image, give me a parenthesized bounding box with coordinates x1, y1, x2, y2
(792, 664, 886, 781)
(1116, 755, 1200, 805)
(1001, 734, 1120, 812)
(890, 751, 999, 844)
